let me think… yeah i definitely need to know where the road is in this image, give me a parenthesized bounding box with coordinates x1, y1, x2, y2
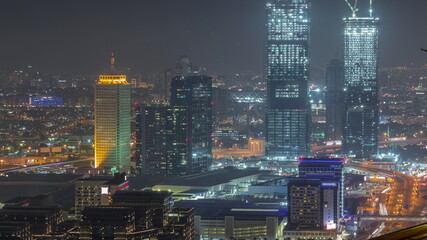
(0, 158, 93, 175)
(348, 163, 421, 238)
(313, 138, 427, 153)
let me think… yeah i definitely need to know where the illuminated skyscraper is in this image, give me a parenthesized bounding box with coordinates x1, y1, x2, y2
(265, 0, 310, 160)
(342, 12, 380, 159)
(95, 56, 131, 172)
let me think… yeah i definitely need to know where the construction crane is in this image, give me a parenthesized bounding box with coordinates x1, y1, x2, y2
(344, 0, 359, 17)
(345, 0, 374, 18)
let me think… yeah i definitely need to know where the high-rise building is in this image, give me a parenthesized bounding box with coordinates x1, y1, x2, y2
(298, 157, 344, 217)
(284, 179, 339, 240)
(170, 75, 212, 174)
(94, 56, 131, 172)
(325, 59, 345, 141)
(265, 0, 311, 161)
(136, 104, 188, 176)
(342, 13, 380, 159)
(284, 157, 343, 239)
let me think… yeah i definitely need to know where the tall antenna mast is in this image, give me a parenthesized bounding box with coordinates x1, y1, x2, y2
(369, 0, 373, 17)
(110, 52, 116, 74)
(344, 0, 359, 17)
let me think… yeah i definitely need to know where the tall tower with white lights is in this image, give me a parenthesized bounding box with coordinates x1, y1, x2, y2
(342, 0, 380, 159)
(94, 54, 131, 172)
(265, 0, 311, 161)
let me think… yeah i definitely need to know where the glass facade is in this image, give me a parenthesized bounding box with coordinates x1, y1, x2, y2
(265, 0, 310, 160)
(136, 104, 188, 176)
(325, 59, 345, 141)
(171, 76, 212, 174)
(342, 17, 380, 159)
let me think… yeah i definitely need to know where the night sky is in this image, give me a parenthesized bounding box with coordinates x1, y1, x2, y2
(0, 0, 426, 76)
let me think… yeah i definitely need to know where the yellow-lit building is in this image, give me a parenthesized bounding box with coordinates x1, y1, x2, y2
(95, 74, 131, 172)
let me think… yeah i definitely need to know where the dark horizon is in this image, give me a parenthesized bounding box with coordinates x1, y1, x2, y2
(0, 0, 426, 76)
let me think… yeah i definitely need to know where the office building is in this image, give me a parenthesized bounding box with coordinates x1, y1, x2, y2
(163, 208, 195, 240)
(342, 12, 380, 159)
(94, 56, 131, 172)
(136, 104, 188, 176)
(325, 59, 345, 141)
(111, 191, 173, 228)
(175, 199, 286, 240)
(74, 174, 128, 218)
(283, 157, 343, 239)
(310, 87, 326, 144)
(265, 0, 311, 160)
(170, 75, 212, 174)
(0, 222, 31, 240)
(298, 157, 344, 217)
(284, 179, 338, 240)
(79, 206, 137, 240)
(0, 206, 63, 235)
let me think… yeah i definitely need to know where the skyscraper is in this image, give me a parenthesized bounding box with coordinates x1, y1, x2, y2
(325, 59, 345, 141)
(94, 56, 131, 172)
(136, 104, 188, 176)
(283, 157, 343, 239)
(265, 0, 311, 161)
(342, 12, 380, 159)
(298, 157, 344, 217)
(170, 75, 212, 174)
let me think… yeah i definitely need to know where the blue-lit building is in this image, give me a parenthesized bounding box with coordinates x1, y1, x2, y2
(265, 0, 311, 161)
(284, 158, 343, 238)
(29, 97, 63, 107)
(171, 75, 212, 174)
(342, 14, 380, 159)
(298, 157, 344, 217)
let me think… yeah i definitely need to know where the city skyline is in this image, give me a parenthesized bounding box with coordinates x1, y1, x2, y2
(0, 1, 427, 239)
(0, 0, 425, 75)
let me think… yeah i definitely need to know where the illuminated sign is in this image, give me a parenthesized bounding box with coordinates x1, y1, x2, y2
(101, 187, 109, 195)
(322, 182, 337, 187)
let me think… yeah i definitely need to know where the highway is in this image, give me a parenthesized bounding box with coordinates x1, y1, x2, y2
(313, 138, 427, 153)
(0, 158, 93, 175)
(348, 163, 421, 238)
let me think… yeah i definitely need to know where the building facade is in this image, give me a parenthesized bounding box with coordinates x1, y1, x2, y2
(170, 75, 212, 174)
(325, 59, 345, 141)
(342, 16, 380, 159)
(136, 104, 188, 176)
(265, 0, 311, 160)
(74, 174, 128, 218)
(95, 75, 131, 172)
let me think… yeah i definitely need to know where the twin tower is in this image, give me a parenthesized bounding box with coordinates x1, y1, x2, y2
(265, 0, 380, 160)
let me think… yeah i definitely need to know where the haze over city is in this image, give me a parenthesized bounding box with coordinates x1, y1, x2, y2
(0, 0, 427, 240)
(0, 0, 426, 75)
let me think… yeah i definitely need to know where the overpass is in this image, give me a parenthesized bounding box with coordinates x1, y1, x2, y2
(0, 158, 93, 175)
(312, 138, 427, 153)
(359, 215, 427, 222)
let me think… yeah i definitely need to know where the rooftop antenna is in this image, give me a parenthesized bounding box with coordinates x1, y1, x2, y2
(344, 0, 359, 17)
(110, 52, 116, 74)
(369, 0, 373, 17)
